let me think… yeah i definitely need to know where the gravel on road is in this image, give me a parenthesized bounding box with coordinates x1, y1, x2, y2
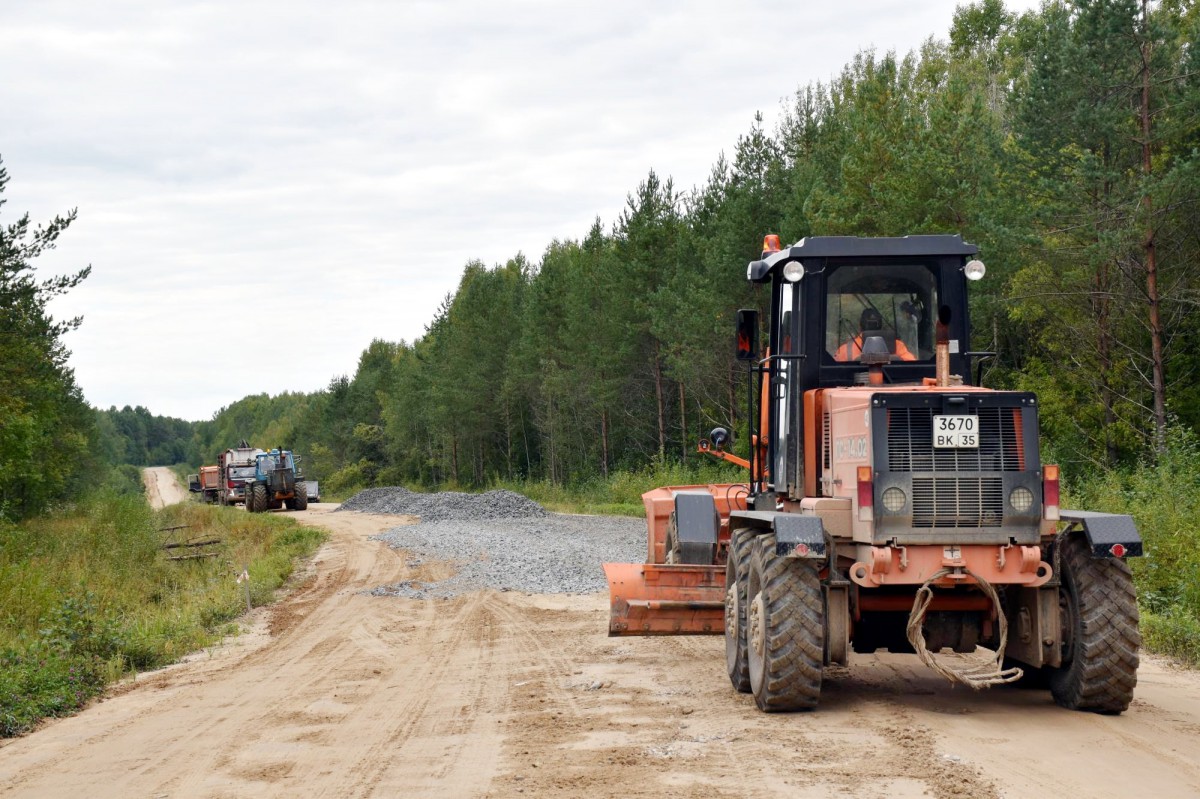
(338, 487, 646, 598)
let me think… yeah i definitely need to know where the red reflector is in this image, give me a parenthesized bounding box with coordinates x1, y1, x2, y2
(1043, 465, 1060, 506)
(795, 542, 809, 556)
(857, 466, 873, 508)
(1110, 543, 1127, 558)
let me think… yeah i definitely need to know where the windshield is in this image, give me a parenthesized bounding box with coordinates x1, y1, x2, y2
(825, 264, 937, 362)
(230, 465, 256, 480)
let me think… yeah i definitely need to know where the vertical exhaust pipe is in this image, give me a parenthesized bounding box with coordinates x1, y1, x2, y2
(936, 306, 951, 387)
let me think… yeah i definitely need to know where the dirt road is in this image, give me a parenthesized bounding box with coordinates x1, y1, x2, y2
(2, 503, 1199, 798)
(143, 465, 191, 510)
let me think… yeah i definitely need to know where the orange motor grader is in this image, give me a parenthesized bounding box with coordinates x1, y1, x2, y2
(604, 234, 1142, 713)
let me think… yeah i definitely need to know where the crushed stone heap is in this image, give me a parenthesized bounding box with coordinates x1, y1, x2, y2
(337, 486, 548, 522)
(338, 486, 643, 598)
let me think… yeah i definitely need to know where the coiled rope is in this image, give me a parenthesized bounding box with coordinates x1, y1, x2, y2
(905, 567, 1024, 689)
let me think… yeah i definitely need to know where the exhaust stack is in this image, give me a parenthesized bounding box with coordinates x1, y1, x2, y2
(936, 305, 951, 387)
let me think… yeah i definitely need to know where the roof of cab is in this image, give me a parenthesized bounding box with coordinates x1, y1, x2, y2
(747, 234, 978, 282)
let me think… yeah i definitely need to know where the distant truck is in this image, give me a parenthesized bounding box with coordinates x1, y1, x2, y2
(186, 466, 222, 503)
(217, 441, 266, 506)
(305, 481, 320, 503)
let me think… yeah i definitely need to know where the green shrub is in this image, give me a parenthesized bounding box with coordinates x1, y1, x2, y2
(0, 647, 108, 737)
(325, 459, 373, 498)
(101, 465, 145, 496)
(0, 591, 120, 736)
(1141, 610, 1200, 667)
(1069, 429, 1200, 665)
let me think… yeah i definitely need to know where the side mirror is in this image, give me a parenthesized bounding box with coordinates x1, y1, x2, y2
(736, 309, 759, 361)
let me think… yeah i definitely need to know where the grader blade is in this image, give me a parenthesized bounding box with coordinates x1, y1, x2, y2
(603, 562, 725, 636)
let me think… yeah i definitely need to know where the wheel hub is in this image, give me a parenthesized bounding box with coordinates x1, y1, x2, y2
(725, 585, 738, 638)
(749, 594, 765, 658)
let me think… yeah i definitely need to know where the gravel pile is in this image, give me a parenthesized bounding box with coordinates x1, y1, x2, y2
(369, 515, 645, 598)
(338, 486, 548, 523)
(343, 485, 646, 598)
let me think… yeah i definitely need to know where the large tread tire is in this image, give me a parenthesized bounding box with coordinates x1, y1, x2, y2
(724, 527, 755, 693)
(1048, 534, 1140, 714)
(249, 483, 268, 514)
(293, 483, 308, 511)
(747, 534, 824, 712)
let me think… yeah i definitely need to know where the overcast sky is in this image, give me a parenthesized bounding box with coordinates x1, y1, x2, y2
(1, 0, 1037, 422)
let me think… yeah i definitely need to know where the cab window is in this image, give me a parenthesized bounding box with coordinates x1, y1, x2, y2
(825, 264, 937, 362)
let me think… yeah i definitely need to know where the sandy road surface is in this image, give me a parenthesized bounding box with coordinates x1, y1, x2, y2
(143, 465, 191, 510)
(2, 503, 1199, 798)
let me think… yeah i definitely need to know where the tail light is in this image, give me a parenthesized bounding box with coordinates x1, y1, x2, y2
(1043, 464, 1060, 521)
(857, 466, 874, 522)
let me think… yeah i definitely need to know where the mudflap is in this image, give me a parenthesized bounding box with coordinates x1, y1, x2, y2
(603, 562, 725, 636)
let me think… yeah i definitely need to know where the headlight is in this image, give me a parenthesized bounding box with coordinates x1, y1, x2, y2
(1010, 487, 1034, 513)
(882, 487, 906, 512)
(782, 262, 804, 283)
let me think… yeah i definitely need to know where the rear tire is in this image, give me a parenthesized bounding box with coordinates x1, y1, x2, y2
(1048, 534, 1140, 713)
(725, 527, 754, 693)
(294, 483, 308, 510)
(747, 534, 824, 711)
(249, 483, 268, 513)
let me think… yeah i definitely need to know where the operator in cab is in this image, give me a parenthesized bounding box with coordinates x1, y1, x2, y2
(835, 307, 917, 362)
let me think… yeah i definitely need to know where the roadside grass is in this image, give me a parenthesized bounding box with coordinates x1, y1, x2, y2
(0, 492, 326, 737)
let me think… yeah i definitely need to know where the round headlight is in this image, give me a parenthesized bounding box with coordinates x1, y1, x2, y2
(964, 259, 987, 281)
(882, 487, 907, 513)
(782, 262, 804, 283)
(1010, 487, 1034, 513)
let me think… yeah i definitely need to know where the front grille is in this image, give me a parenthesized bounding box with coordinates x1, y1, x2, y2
(886, 405, 1024, 529)
(912, 477, 1004, 527)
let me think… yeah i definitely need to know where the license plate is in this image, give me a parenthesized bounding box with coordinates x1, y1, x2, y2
(933, 415, 978, 448)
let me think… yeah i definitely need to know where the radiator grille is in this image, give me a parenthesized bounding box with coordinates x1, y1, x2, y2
(888, 406, 1022, 528)
(912, 477, 1005, 528)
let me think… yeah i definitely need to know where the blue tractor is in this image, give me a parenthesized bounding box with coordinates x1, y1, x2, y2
(245, 448, 308, 513)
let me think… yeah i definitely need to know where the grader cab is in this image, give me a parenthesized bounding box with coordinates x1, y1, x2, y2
(604, 235, 1142, 713)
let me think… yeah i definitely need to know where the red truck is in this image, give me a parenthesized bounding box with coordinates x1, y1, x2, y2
(187, 466, 222, 503)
